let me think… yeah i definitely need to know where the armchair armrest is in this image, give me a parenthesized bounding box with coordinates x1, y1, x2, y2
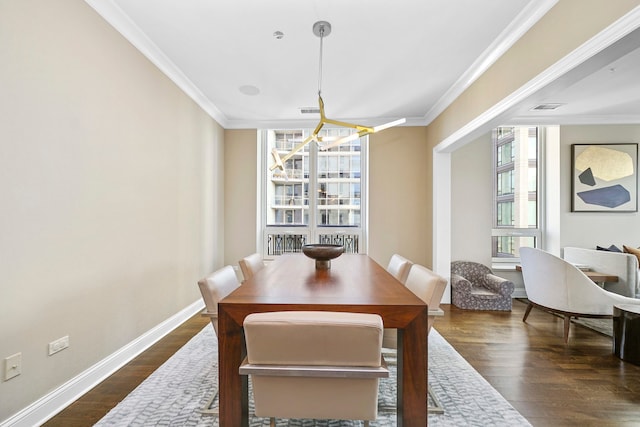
(239, 356, 389, 379)
(450, 274, 472, 293)
(484, 274, 515, 296)
(200, 308, 217, 320)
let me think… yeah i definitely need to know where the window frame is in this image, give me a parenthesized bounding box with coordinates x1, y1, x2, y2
(491, 126, 545, 264)
(259, 129, 368, 259)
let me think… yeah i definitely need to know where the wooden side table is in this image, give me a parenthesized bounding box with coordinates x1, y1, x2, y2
(515, 265, 618, 284)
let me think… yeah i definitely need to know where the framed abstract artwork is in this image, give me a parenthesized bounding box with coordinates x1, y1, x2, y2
(571, 143, 638, 212)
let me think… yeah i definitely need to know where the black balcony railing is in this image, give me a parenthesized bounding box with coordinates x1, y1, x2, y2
(267, 232, 360, 255)
(267, 233, 307, 256)
(318, 234, 359, 254)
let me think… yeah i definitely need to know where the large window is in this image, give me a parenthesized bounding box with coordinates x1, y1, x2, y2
(260, 128, 367, 258)
(492, 126, 542, 262)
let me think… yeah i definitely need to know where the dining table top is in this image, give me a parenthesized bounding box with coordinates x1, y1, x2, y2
(220, 253, 428, 325)
(217, 252, 429, 427)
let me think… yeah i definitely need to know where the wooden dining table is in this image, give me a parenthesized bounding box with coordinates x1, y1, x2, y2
(217, 253, 429, 426)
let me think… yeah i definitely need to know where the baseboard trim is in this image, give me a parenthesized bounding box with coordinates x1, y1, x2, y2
(512, 290, 528, 299)
(0, 300, 204, 427)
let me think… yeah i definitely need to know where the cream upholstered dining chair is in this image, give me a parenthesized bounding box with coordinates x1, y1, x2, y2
(382, 263, 447, 348)
(240, 311, 388, 427)
(382, 254, 414, 348)
(381, 263, 448, 413)
(520, 247, 640, 343)
(197, 265, 241, 415)
(239, 252, 264, 281)
(387, 253, 413, 284)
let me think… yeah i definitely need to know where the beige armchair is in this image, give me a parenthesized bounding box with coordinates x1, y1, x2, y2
(239, 252, 264, 281)
(520, 247, 640, 343)
(196, 265, 241, 414)
(241, 311, 388, 427)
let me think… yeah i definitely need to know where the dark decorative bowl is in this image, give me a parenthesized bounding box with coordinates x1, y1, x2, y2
(302, 244, 344, 269)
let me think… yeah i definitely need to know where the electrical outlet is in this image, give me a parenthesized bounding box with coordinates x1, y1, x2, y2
(4, 353, 22, 381)
(48, 336, 69, 356)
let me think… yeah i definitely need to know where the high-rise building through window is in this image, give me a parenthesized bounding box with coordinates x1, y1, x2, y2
(261, 129, 366, 257)
(492, 126, 540, 261)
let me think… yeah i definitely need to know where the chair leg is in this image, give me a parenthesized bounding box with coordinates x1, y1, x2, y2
(364, 421, 369, 427)
(428, 385, 445, 414)
(270, 417, 276, 427)
(199, 389, 218, 416)
(523, 303, 534, 322)
(563, 315, 571, 343)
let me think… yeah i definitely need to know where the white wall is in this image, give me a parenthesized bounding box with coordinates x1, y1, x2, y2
(450, 133, 493, 265)
(560, 124, 640, 250)
(449, 124, 640, 298)
(449, 132, 527, 296)
(0, 1, 224, 421)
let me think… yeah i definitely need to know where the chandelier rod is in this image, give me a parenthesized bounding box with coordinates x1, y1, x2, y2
(318, 25, 324, 96)
(269, 20, 405, 173)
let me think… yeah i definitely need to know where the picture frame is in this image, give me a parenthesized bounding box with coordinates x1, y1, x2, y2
(571, 143, 638, 212)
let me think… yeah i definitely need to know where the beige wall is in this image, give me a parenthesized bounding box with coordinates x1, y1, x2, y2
(369, 127, 431, 268)
(224, 129, 259, 268)
(426, 0, 640, 149)
(0, 0, 224, 420)
(221, 127, 432, 270)
(4, 0, 640, 422)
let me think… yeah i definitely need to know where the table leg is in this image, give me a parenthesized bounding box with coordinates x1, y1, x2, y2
(218, 307, 248, 427)
(397, 308, 428, 427)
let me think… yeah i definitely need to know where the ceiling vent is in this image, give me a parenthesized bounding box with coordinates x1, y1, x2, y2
(299, 107, 320, 114)
(531, 103, 565, 111)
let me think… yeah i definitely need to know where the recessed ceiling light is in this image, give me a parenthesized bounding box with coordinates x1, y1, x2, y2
(239, 85, 260, 96)
(531, 103, 565, 111)
(273, 31, 284, 40)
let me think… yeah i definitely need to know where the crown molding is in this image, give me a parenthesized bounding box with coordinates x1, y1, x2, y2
(85, 0, 230, 128)
(422, 0, 559, 126)
(435, 5, 640, 153)
(222, 116, 425, 130)
(86, 0, 558, 130)
(507, 114, 640, 126)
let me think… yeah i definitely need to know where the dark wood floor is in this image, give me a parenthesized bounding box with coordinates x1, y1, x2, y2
(44, 299, 640, 426)
(436, 299, 640, 427)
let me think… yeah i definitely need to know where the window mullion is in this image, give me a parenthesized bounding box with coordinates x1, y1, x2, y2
(492, 126, 541, 263)
(262, 128, 366, 257)
(308, 132, 318, 239)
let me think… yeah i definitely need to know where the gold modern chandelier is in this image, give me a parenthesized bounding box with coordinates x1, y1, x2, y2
(270, 21, 406, 173)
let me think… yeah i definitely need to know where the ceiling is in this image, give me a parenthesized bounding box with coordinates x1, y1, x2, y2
(87, 0, 640, 130)
(507, 27, 640, 126)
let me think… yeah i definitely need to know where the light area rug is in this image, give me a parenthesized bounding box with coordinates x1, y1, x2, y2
(95, 326, 531, 426)
(572, 317, 613, 337)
